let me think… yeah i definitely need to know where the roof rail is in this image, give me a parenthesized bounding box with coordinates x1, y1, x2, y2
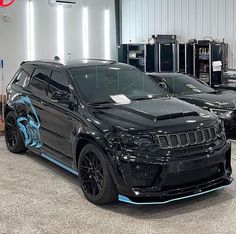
(81, 58, 117, 63)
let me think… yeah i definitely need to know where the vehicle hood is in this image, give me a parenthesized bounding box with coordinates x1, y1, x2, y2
(179, 90, 236, 110)
(89, 97, 217, 133)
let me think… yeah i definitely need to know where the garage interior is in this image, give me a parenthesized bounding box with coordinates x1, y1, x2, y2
(1, 0, 236, 233)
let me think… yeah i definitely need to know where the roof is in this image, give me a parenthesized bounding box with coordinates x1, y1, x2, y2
(21, 59, 117, 69)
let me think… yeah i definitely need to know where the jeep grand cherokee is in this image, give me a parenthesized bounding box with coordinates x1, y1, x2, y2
(4, 59, 232, 205)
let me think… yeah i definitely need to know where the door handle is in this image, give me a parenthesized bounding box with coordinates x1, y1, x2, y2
(40, 100, 47, 106)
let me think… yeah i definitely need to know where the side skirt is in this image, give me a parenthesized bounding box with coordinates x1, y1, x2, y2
(40, 153, 79, 176)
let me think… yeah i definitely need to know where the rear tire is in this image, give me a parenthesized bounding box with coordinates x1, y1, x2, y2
(5, 111, 27, 154)
(78, 143, 118, 205)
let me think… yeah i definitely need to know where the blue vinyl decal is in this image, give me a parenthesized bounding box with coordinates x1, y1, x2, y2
(16, 96, 42, 148)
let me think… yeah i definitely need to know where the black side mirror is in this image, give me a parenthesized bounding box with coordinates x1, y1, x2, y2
(51, 90, 77, 110)
(158, 82, 168, 91)
(52, 90, 70, 101)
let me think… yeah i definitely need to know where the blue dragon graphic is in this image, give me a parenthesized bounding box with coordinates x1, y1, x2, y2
(15, 95, 42, 149)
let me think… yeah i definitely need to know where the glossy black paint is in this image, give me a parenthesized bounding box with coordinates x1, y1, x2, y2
(5, 60, 232, 203)
(148, 72, 236, 134)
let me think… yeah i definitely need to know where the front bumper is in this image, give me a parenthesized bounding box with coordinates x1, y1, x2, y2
(114, 140, 232, 205)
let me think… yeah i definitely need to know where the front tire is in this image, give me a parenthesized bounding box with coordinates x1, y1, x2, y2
(5, 111, 27, 154)
(78, 144, 118, 205)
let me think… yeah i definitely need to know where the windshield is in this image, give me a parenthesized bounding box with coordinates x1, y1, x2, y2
(69, 64, 167, 104)
(162, 74, 215, 95)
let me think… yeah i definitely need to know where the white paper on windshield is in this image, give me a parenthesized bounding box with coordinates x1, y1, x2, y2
(110, 94, 131, 104)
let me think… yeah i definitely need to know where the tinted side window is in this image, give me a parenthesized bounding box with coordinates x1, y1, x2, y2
(29, 68, 51, 95)
(12, 70, 29, 87)
(22, 65, 35, 77)
(48, 71, 70, 98)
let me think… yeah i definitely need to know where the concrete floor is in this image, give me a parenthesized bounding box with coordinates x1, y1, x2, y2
(0, 136, 236, 234)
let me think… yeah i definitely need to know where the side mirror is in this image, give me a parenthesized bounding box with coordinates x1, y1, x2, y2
(52, 90, 70, 101)
(51, 90, 77, 110)
(158, 82, 168, 91)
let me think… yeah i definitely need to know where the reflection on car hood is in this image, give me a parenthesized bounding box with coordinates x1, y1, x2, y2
(91, 97, 217, 132)
(179, 90, 236, 109)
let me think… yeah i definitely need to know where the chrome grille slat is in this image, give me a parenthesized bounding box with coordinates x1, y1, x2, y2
(157, 126, 217, 149)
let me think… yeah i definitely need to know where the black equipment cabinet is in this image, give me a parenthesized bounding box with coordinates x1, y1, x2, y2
(195, 41, 228, 87)
(178, 43, 195, 75)
(118, 44, 128, 64)
(117, 44, 155, 72)
(127, 44, 146, 72)
(146, 44, 155, 72)
(187, 43, 195, 76)
(178, 43, 186, 73)
(154, 43, 177, 72)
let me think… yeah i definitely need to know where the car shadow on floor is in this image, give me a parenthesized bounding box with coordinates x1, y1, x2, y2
(24, 150, 235, 220)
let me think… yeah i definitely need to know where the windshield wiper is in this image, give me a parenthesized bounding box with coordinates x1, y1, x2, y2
(132, 95, 165, 101)
(207, 90, 220, 94)
(87, 100, 114, 106)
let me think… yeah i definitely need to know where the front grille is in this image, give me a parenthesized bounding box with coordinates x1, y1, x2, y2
(169, 134, 179, 147)
(157, 126, 217, 149)
(196, 130, 204, 143)
(179, 133, 188, 146)
(159, 136, 169, 148)
(188, 132, 197, 145)
(204, 129, 211, 142)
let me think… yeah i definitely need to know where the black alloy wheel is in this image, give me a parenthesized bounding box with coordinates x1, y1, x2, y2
(81, 150, 104, 197)
(5, 114, 17, 148)
(78, 144, 117, 205)
(5, 111, 27, 153)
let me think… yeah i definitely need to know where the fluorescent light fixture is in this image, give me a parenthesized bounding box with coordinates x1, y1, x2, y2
(83, 6, 89, 59)
(57, 4, 65, 59)
(27, 0, 35, 60)
(104, 9, 110, 60)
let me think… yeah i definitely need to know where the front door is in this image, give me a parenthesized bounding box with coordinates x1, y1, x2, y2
(41, 69, 75, 161)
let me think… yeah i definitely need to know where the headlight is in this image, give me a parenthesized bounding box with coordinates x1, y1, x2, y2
(210, 108, 233, 118)
(119, 133, 154, 147)
(215, 120, 226, 138)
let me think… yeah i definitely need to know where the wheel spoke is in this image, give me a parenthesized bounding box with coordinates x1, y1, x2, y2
(80, 149, 104, 198)
(5, 116, 18, 147)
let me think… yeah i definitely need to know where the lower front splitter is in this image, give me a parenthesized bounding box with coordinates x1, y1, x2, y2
(118, 183, 232, 205)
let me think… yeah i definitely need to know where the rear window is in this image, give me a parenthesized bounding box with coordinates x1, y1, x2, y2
(13, 70, 29, 87)
(12, 65, 35, 87)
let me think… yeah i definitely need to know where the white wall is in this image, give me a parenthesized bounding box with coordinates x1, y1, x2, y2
(122, 0, 236, 69)
(0, 0, 116, 91)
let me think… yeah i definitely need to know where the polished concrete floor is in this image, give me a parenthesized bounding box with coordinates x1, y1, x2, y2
(0, 136, 236, 234)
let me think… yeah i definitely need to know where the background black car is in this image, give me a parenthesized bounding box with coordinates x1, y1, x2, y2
(5, 60, 232, 205)
(148, 73, 236, 135)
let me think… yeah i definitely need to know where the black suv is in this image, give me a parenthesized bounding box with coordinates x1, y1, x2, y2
(5, 60, 232, 205)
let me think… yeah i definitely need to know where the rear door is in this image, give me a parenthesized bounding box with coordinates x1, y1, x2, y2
(27, 67, 51, 147)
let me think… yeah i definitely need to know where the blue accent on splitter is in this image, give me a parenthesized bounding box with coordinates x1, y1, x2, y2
(118, 184, 230, 205)
(41, 153, 79, 176)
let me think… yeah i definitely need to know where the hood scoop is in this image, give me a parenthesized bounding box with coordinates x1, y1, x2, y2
(155, 111, 199, 121)
(118, 106, 199, 121)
